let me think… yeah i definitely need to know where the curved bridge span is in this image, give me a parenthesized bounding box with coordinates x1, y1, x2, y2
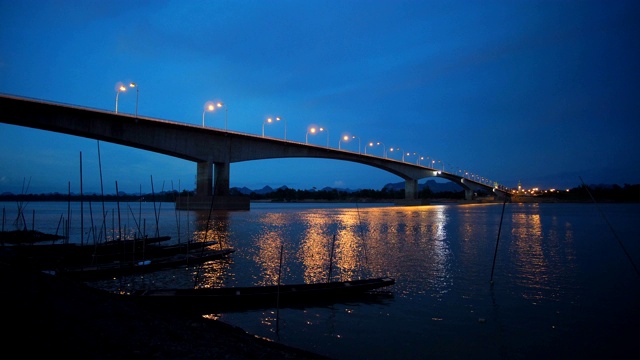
(1, 94, 509, 209)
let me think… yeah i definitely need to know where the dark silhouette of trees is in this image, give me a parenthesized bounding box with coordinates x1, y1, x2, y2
(2, 183, 638, 203)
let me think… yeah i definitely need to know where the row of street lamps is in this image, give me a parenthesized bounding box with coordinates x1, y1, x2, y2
(113, 83, 497, 188)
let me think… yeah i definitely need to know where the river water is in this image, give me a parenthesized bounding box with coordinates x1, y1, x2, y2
(2, 201, 639, 359)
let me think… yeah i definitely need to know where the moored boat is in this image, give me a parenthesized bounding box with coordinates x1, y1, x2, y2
(128, 276, 396, 312)
(53, 248, 235, 281)
(4, 238, 220, 269)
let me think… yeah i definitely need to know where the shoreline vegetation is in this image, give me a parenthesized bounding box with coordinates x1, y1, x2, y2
(1, 183, 639, 203)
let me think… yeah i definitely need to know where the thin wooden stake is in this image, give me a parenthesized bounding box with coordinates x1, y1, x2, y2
(490, 199, 507, 285)
(328, 234, 337, 283)
(580, 177, 640, 279)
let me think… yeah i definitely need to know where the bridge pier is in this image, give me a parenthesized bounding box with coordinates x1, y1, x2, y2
(196, 161, 214, 197)
(394, 178, 429, 206)
(465, 189, 474, 200)
(176, 160, 249, 210)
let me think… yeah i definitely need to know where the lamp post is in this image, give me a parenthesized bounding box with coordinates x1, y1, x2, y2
(262, 117, 273, 137)
(351, 135, 360, 153)
(280, 117, 287, 140)
(263, 116, 284, 138)
(202, 102, 215, 127)
(306, 127, 326, 145)
(306, 127, 317, 144)
(115, 84, 126, 113)
(322, 127, 329, 147)
(221, 103, 227, 130)
(339, 135, 360, 153)
(129, 82, 138, 117)
(411, 152, 422, 165)
(390, 147, 404, 161)
(338, 135, 348, 149)
(364, 141, 385, 157)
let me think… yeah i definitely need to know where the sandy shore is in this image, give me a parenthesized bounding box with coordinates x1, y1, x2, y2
(1, 260, 329, 359)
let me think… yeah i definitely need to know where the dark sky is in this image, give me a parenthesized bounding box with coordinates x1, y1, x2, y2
(1, 0, 639, 194)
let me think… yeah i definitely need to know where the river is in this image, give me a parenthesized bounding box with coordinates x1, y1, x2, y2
(2, 200, 639, 359)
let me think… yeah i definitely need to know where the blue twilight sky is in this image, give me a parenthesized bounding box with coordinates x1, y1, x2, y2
(1, 0, 639, 195)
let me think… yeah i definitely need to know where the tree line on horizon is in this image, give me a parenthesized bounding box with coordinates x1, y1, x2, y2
(1, 183, 638, 202)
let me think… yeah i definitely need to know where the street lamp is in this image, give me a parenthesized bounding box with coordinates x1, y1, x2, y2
(322, 127, 329, 147)
(114, 83, 126, 113)
(306, 127, 317, 144)
(306, 126, 326, 145)
(338, 135, 349, 149)
(219, 102, 227, 130)
(339, 135, 360, 153)
(389, 147, 404, 161)
(202, 101, 220, 127)
(129, 82, 138, 117)
(410, 152, 422, 165)
(364, 141, 385, 157)
(262, 117, 272, 137)
(263, 116, 284, 138)
(277, 117, 287, 140)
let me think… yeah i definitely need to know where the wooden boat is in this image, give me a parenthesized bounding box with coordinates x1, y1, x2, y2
(100, 235, 172, 248)
(128, 276, 396, 312)
(53, 248, 235, 281)
(5, 239, 220, 269)
(0, 229, 66, 244)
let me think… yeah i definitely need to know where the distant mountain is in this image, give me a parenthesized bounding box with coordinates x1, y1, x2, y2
(232, 185, 287, 195)
(230, 179, 463, 195)
(382, 179, 463, 193)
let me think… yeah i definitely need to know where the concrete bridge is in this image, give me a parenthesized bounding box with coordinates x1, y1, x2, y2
(0, 94, 511, 210)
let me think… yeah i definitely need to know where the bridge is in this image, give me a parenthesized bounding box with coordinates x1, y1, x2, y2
(0, 94, 511, 210)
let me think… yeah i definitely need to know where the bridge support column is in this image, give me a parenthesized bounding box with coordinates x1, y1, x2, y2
(405, 179, 418, 200)
(176, 160, 249, 211)
(196, 160, 213, 197)
(465, 189, 474, 201)
(213, 162, 230, 196)
(394, 179, 429, 206)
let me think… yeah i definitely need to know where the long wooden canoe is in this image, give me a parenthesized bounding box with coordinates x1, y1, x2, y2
(5, 239, 220, 269)
(128, 276, 396, 312)
(53, 248, 235, 281)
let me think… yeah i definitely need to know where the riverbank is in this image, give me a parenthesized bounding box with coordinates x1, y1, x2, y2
(1, 260, 329, 359)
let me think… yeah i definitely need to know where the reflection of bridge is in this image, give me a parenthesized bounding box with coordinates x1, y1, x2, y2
(0, 94, 510, 210)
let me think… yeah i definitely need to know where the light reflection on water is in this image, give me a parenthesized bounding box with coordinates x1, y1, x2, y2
(2, 201, 639, 359)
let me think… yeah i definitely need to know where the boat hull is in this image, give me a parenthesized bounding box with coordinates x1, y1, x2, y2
(53, 248, 235, 281)
(129, 277, 396, 312)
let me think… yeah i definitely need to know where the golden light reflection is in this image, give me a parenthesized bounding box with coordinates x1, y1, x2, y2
(254, 212, 289, 286)
(191, 211, 230, 247)
(254, 230, 288, 286)
(191, 257, 234, 288)
(298, 213, 334, 283)
(508, 205, 574, 300)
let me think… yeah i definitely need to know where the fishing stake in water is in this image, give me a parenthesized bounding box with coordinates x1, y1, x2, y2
(490, 199, 508, 285)
(580, 177, 640, 279)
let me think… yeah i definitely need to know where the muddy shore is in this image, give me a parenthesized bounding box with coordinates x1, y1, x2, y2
(1, 260, 329, 359)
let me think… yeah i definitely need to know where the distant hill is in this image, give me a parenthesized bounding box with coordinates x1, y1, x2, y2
(382, 179, 462, 193)
(232, 185, 286, 195)
(231, 179, 463, 195)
